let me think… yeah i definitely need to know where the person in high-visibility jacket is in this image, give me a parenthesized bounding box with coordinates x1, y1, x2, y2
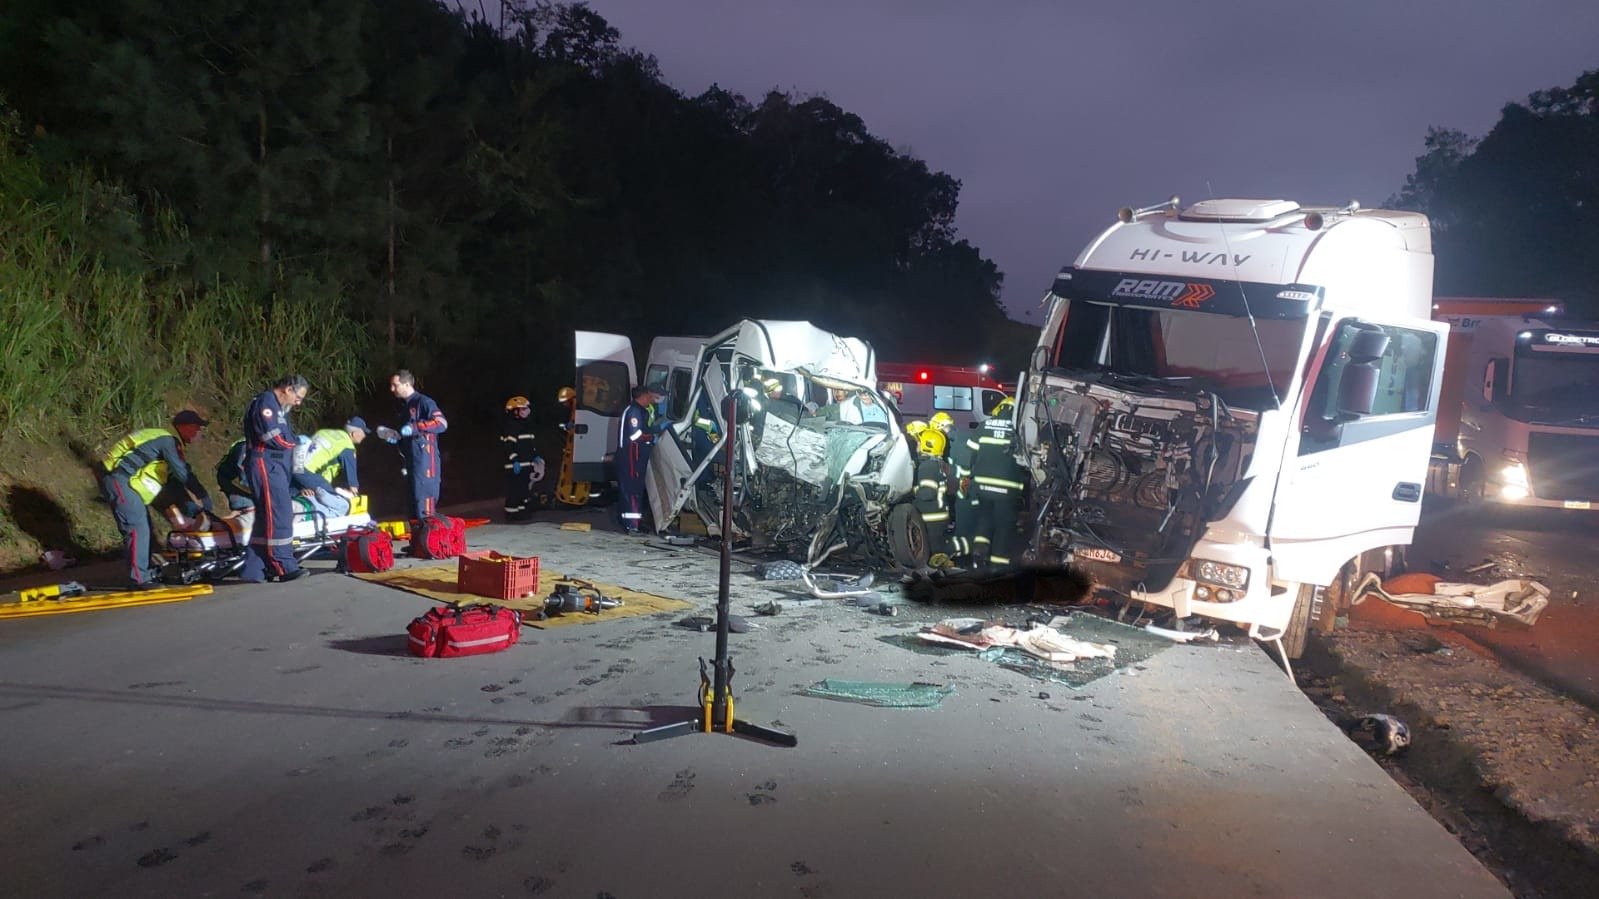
(239, 375, 311, 583)
(297, 417, 368, 517)
(969, 397, 1024, 567)
(912, 428, 964, 558)
(617, 385, 665, 534)
(100, 410, 214, 588)
(500, 396, 544, 522)
(377, 370, 448, 519)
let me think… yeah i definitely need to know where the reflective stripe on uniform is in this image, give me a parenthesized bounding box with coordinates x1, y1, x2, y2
(922, 511, 949, 522)
(977, 436, 1010, 445)
(975, 476, 1025, 491)
(989, 555, 1011, 565)
(917, 479, 940, 490)
(621, 512, 643, 520)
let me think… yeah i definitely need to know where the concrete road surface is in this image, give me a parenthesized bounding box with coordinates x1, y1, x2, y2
(0, 521, 1507, 898)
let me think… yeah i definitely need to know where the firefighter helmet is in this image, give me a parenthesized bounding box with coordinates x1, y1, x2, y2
(905, 420, 928, 439)
(991, 396, 1016, 418)
(918, 428, 948, 458)
(929, 411, 955, 433)
(557, 387, 576, 403)
(761, 376, 783, 396)
(505, 395, 531, 412)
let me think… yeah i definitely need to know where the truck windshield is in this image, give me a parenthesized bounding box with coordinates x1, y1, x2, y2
(1050, 300, 1306, 409)
(1511, 352, 1599, 423)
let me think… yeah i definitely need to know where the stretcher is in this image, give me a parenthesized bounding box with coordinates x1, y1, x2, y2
(160, 495, 374, 584)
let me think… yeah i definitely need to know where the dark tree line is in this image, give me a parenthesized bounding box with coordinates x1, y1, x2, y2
(1392, 68, 1599, 313)
(0, 0, 1024, 425)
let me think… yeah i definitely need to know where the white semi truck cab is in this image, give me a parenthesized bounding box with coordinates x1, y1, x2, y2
(1018, 197, 1447, 661)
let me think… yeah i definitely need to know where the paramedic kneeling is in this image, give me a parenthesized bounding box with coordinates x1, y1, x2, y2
(100, 410, 214, 588)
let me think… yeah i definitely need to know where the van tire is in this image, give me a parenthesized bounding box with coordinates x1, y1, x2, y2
(886, 504, 930, 569)
(1457, 455, 1487, 506)
(1284, 583, 1317, 660)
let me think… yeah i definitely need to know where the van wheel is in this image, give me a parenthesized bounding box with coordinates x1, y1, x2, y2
(886, 504, 930, 569)
(1283, 583, 1317, 660)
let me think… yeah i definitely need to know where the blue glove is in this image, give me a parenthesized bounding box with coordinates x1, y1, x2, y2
(512, 461, 522, 475)
(400, 424, 415, 437)
(296, 434, 310, 445)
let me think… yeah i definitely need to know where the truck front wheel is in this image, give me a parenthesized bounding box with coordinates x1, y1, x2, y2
(1283, 583, 1318, 660)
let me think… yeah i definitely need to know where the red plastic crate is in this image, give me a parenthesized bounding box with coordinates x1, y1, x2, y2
(457, 551, 540, 599)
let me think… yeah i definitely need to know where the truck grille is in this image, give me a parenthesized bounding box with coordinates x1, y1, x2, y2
(1527, 432, 1599, 501)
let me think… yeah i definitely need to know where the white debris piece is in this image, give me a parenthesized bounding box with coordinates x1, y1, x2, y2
(916, 619, 1116, 664)
(1350, 574, 1550, 628)
(1142, 622, 1220, 643)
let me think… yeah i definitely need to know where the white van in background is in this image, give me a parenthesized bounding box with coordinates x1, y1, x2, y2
(571, 331, 706, 483)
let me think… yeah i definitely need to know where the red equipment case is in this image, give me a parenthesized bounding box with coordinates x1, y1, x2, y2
(406, 603, 521, 658)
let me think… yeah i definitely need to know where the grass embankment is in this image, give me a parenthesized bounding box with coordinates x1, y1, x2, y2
(0, 110, 367, 573)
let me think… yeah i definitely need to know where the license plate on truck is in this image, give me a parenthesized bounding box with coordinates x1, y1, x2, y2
(1074, 547, 1122, 563)
(1564, 500, 1593, 510)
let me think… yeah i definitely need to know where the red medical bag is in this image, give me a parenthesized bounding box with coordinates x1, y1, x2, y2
(406, 603, 521, 658)
(411, 515, 466, 559)
(338, 526, 395, 573)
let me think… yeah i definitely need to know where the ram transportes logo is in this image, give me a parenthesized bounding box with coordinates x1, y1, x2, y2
(1111, 278, 1215, 308)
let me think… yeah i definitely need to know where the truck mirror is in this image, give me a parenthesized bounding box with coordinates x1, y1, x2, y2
(1336, 362, 1381, 416)
(1484, 358, 1507, 404)
(1347, 326, 1390, 362)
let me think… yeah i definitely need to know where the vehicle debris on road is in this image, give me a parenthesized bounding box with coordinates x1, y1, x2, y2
(1350, 573, 1549, 628)
(916, 617, 1117, 665)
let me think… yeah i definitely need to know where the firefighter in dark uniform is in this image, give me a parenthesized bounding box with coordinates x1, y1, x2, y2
(216, 437, 254, 512)
(100, 410, 213, 588)
(501, 396, 544, 522)
(617, 385, 663, 534)
(912, 428, 959, 559)
(379, 369, 448, 519)
(969, 397, 1025, 568)
(239, 375, 310, 583)
(945, 412, 979, 564)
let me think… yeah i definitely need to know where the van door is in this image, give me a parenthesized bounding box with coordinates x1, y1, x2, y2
(1270, 317, 1450, 582)
(646, 360, 731, 530)
(573, 331, 637, 483)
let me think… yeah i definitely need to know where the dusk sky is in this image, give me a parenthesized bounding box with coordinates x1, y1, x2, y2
(579, 0, 1599, 322)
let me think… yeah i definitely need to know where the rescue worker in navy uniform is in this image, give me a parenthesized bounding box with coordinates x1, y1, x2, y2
(378, 370, 448, 519)
(239, 376, 310, 583)
(100, 410, 214, 588)
(501, 396, 544, 522)
(969, 397, 1025, 568)
(617, 385, 663, 534)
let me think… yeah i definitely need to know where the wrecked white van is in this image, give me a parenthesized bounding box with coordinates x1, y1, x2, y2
(588, 320, 928, 568)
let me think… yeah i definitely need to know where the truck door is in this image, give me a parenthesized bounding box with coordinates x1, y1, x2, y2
(1270, 316, 1450, 582)
(573, 331, 636, 484)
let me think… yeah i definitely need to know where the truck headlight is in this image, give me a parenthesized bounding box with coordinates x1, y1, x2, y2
(1500, 462, 1528, 488)
(1189, 558, 1249, 590)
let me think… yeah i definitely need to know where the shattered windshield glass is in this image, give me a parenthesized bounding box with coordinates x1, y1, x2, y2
(1049, 299, 1306, 409)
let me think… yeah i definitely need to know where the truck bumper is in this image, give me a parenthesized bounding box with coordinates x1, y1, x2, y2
(1119, 541, 1293, 638)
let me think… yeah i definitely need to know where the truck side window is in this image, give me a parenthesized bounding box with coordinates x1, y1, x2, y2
(1300, 322, 1438, 455)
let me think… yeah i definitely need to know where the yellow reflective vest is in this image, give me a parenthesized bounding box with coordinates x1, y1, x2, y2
(101, 428, 181, 504)
(304, 428, 355, 485)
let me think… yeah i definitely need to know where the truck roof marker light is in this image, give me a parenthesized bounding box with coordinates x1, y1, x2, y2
(1545, 305, 1558, 314)
(1303, 212, 1324, 231)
